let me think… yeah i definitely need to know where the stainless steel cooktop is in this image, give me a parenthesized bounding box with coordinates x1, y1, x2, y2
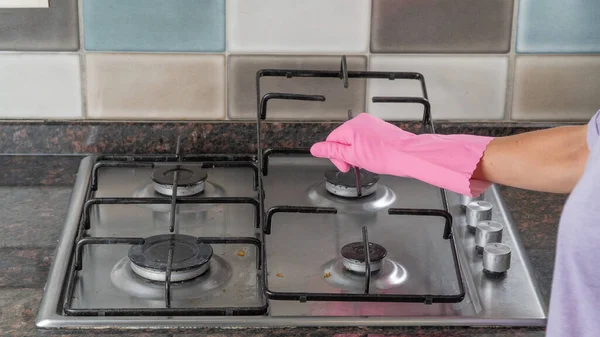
(37, 58, 547, 329)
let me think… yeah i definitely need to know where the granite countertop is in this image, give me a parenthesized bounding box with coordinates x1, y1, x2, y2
(0, 155, 567, 337)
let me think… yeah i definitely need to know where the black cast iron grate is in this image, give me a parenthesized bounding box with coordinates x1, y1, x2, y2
(61, 141, 268, 316)
(255, 55, 465, 304)
(262, 206, 464, 303)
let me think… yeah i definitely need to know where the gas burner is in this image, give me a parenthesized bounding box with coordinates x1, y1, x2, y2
(322, 257, 407, 292)
(307, 182, 396, 214)
(324, 169, 379, 198)
(151, 166, 207, 196)
(111, 255, 233, 300)
(128, 234, 213, 282)
(340, 242, 387, 273)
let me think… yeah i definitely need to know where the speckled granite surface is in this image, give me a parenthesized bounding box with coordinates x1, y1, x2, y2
(0, 120, 574, 154)
(0, 154, 566, 337)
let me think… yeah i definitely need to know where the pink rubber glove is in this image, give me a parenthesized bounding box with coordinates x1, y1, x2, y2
(310, 113, 493, 197)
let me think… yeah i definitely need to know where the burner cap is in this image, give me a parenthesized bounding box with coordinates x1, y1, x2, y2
(324, 169, 379, 198)
(151, 166, 207, 196)
(340, 242, 387, 273)
(128, 234, 212, 282)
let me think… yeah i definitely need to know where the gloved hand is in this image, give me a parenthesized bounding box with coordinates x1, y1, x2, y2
(310, 113, 493, 197)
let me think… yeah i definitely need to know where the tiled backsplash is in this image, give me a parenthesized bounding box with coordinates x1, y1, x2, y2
(0, 0, 599, 121)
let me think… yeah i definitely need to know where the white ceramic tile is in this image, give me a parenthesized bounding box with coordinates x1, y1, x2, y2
(227, 0, 370, 53)
(367, 56, 508, 121)
(512, 56, 600, 120)
(86, 53, 225, 120)
(0, 54, 81, 119)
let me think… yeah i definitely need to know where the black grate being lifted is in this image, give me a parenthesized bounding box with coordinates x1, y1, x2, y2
(256, 55, 465, 304)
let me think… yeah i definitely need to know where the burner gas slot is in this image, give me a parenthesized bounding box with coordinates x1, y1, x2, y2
(128, 234, 213, 282)
(340, 241, 387, 273)
(324, 169, 379, 198)
(151, 166, 208, 197)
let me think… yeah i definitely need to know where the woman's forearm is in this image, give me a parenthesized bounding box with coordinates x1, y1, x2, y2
(473, 125, 589, 194)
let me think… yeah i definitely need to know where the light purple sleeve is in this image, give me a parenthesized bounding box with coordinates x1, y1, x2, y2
(587, 110, 600, 150)
(546, 110, 600, 337)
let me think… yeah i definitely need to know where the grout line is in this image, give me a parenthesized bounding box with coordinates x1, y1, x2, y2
(505, 0, 521, 122)
(76, 0, 87, 119)
(365, 0, 373, 114)
(223, 52, 229, 121)
(223, 2, 229, 121)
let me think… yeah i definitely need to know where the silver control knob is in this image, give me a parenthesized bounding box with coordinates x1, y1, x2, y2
(466, 201, 493, 234)
(483, 243, 511, 278)
(475, 221, 503, 254)
(459, 192, 485, 210)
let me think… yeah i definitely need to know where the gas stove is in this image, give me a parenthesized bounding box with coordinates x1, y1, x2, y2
(37, 57, 546, 329)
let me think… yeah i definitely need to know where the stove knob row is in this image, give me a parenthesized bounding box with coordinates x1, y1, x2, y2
(463, 197, 512, 278)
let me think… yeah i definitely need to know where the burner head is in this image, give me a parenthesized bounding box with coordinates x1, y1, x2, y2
(151, 166, 207, 196)
(128, 234, 212, 282)
(324, 169, 379, 198)
(340, 242, 387, 273)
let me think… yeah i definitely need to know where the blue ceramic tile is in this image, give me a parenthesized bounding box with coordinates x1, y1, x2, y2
(517, 0, 600, 53)
(83, 0, 225, 52)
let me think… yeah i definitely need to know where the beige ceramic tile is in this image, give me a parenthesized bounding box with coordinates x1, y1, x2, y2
(512, 56, 600, 120)
(228, 55, 366, 120)
(86, 53, 225, 119)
